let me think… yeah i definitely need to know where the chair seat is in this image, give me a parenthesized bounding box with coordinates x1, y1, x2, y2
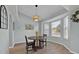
(28, 40, 34, 42)
(27, 40, 34, 46)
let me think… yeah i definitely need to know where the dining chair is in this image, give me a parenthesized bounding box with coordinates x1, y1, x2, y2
(25, 36, 35, 54)
(39, 34, 47, 47)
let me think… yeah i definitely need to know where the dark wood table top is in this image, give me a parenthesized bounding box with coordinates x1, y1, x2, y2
(28, 36, 44, 40)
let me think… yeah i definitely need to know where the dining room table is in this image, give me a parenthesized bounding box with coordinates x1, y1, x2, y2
(28, 36, 44, 51)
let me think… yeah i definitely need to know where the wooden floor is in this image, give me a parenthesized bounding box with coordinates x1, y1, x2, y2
(9, 42, 72, 54)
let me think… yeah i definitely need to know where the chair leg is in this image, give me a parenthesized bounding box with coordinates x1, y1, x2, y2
(32, 44, 34, 50)
(32, 43, 37, 51)
(41, 42, 45, 48)
(26, 46, 28, 54)
(27, 49, 28, 54)
(45, 41, 47, 46)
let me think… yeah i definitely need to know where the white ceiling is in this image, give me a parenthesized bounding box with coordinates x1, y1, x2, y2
(18, 5, 68, 21)
(7, 5, 79, 21)
(63, 5, 79, 11)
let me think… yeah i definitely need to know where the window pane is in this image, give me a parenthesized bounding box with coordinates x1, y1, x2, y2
(4, 18, 7, 24)
(1, 23, 4, 28)
(4, 10, 7, 19)
(51, 21, 61, 37)
(1, 16, 4, 22)
(1, 8, 4, 17)
(43, 23, 49, 36)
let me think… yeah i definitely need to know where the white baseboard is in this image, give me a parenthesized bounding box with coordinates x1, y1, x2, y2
(14, 41, 26, 44)
(9, 41, 26, 48)
(63, 44, 78, 54)
(9, 44, 14, 48)
(9, 42, 15, 48)
(48, 41, 77, 54)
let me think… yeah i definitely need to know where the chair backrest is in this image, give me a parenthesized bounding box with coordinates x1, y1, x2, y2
(43, 34, 47, 36)
(25, 36, 28, 45)
(43, 34, 47, 40)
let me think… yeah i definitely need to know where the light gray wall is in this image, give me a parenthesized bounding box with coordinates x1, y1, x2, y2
(14, 18, 25, 43)
(0, 6, 9, 53)
(69, 20, 79, 53)
(68, 7, 79, 53)
(0, 29, 9, 53)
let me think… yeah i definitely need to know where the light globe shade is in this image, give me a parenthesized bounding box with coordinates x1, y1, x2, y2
(34, 19, 39, 21)
(32, 16, 39, 21)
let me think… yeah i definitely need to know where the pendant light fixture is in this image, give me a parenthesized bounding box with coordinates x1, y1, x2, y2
(32, 5, 39, 21)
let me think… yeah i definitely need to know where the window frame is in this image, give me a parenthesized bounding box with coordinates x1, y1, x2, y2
(0, 5, 8, 29)
(51, 20, 61, 37)
(63, 16, 69, 40)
